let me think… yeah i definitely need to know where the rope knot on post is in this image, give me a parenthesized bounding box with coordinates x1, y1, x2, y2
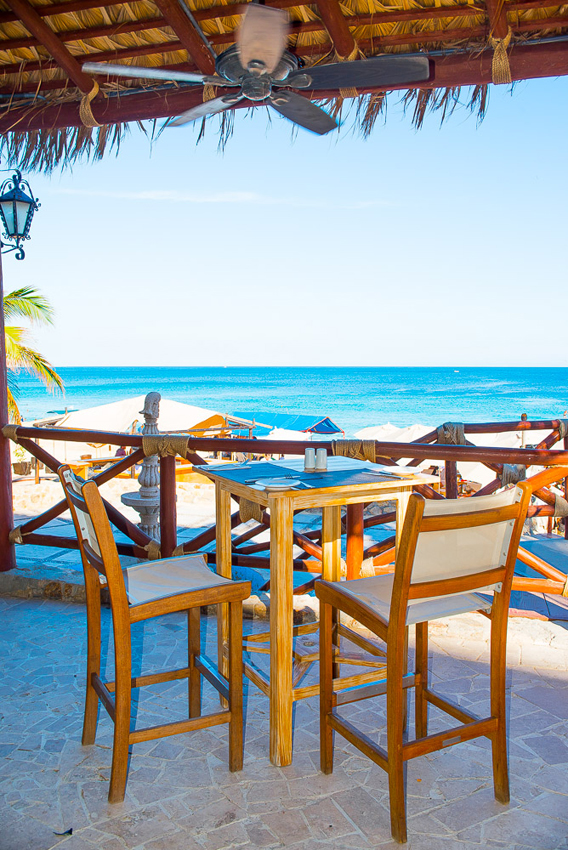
(9, 526, 23, 544)
(332, 439, 376, 462)
(436, 422, 466, 445)
(142, 435, 189, 458)
(143, 540, 162, 560)
(2, 424, 20, 443)
(79, 80, 102, 128)
(556, 419, 568, 439)
(488, 27, 512, 85)
(239, 498, 264, 524)
(499, 463, 526, 486)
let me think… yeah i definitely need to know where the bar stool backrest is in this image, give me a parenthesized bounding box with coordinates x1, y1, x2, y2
(59, 464, 128, 610)
(388, 484, 533, 632)
(412, 488, 522, 588)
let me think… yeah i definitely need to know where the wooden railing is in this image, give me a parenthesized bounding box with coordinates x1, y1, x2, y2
(3, 417, 568, 602)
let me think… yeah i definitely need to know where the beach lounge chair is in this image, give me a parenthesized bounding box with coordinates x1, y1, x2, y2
(315, 467, 567, 843)
(58, 464, 251, 803)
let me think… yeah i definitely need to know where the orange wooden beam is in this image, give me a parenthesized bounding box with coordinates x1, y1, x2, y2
(485, 0, 509, 38)
(3, 0, 94, 91)
(314, 0, 356, 57)
(152, 0, 216, 74)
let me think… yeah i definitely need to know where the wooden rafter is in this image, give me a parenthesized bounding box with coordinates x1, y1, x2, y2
(152, 0, 215, 74)
(314, 0, 356, 58)
(486, 0, 510, 37)
(3, 0, 94, 91)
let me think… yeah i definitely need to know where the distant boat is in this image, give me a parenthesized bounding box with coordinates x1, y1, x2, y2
(454, 370, 459, 373)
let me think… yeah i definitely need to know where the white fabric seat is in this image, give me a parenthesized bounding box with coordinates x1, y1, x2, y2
(123, 554, 234, 605)
(339, 573, 491, 626)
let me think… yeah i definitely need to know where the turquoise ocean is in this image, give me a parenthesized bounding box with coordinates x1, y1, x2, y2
(15, 367, 568, 437)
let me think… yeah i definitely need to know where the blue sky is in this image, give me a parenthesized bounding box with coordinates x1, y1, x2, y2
(4, 75, 567, 368)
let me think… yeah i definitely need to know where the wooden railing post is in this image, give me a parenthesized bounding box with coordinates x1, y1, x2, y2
(445, 460, 459, 499)
(346, 503, 364, 580)
(564, 435, 568, 540)
(0, 251, 16, 571)
(160, 454, 177, 558)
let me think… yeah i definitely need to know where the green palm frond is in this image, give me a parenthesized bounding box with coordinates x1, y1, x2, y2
(3, 286, 64, 423)
(3, 287, 55, 325)
(6, 384, 21, 425)
(9, 343, 64, 394)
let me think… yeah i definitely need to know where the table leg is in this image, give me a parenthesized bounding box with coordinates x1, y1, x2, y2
(269, 495, 294, 766)
(216, 484, 232, 686)
(322, 505, 342, 679)
(346, 503, 364, 581)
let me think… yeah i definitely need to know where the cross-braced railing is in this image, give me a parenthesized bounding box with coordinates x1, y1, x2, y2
(3, 417, 568, 604)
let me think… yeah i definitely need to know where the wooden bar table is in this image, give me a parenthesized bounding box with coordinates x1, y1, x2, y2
(200, 457, 438, 766)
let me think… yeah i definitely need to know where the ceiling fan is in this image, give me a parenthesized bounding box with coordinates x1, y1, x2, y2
(84, 4, 432, 135)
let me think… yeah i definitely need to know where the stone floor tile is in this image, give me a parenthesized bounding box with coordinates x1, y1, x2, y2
(301, 796, 356, 840)
(521, 790, 568, 822)
(260, 809, 312, 845)
(427, 786, 517, 831)
(522, 734, 568, 765)
(479, 808, 568, 849)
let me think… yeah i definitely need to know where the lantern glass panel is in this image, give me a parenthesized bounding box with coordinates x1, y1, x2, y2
(0, 200, 16, 237)
(15, 201, 31, 237)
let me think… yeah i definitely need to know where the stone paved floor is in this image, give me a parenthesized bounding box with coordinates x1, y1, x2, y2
(1, 597, 568, 850)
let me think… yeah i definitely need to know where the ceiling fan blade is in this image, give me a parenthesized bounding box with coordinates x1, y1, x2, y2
(286, 54, 432, 91)
(83, 62, 238, 87)
(269, 91, 337, 135)
(168, 95, 243, 126)
(237, 4, 289, 75)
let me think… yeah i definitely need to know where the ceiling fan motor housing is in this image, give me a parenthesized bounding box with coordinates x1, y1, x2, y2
(216, 45, 301, 93)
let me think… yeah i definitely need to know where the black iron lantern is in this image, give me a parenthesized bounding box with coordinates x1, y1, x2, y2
(0, 170, 39, 260)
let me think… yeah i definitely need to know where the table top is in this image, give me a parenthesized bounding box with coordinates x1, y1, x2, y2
(198, 456, 438, 501)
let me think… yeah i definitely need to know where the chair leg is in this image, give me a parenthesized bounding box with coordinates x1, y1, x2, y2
(82, 575, 102, 745)
(402, 626, 409, 734)
(188, 607, 201, 718)
(414, 621, 428, 740)
(490, 601, 510, 804)
(319, 599, 334, 775)
(387, 644, 407, 843)
(228, 599, 244, 772)
(108, 634, 132, 804)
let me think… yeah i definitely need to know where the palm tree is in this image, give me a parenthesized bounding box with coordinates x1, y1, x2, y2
(4, 286, 64, 423)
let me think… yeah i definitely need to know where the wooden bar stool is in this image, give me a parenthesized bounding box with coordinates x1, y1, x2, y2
(316, 467, 568, 843)
(59, 464, 251, 803)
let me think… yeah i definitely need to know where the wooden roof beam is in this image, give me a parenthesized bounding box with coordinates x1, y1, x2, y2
(3, 0, 94, 91)
(485, 0, 509, 37)
(2, 41, 568, 131)
(313, 0, 355, 58)
(151, 0, 215, 74)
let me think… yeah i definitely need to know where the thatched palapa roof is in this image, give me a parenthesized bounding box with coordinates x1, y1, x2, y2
(0, 0, 566, 168)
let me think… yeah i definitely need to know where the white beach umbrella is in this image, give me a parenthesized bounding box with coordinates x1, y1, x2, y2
(36, 396, 225, 463)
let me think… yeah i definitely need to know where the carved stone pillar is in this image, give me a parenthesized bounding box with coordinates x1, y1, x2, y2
(121, 392, 161, 539)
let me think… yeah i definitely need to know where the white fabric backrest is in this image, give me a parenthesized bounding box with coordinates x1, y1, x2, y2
(61, 467, 101, 557)
(410, 488, 521, 588)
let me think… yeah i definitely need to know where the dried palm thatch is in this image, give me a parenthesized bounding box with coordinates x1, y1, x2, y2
(0, 0, 566, 169)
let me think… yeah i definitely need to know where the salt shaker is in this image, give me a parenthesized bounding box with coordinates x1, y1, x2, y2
(315, 448, 328, 471)
(304, 448, 316, 472)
